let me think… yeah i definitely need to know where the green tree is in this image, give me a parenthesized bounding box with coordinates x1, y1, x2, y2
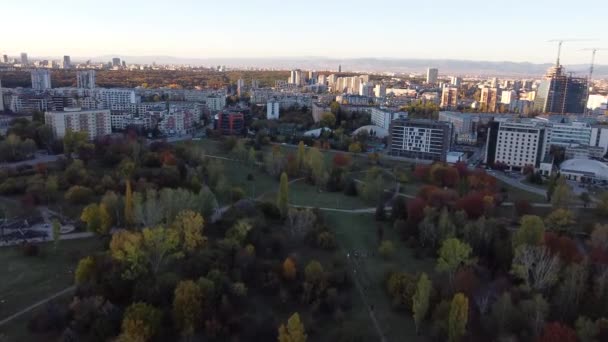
(519, 294, 549, 337)
(412, 273, 432, 334)
(511, 245, 560, 292)
(248, 147, 257, 166)
(44, 175, 58, 203)
(448, 293, 468, 342)
(490, 292, 515, 334)
(320, 112, 336, 128)
(141, 226, 183, 275)
(173, 280, 203, 337)
(348, 141, 362, 154)
(52, 219, 61, 250)
(596, 192, 608, 217)
(171, 210, 205, 252)
(296, 141, 305, 171)
(378, 240, 395, 259)
(102, 191, 122, 226)
(81, 204, 102, 234)
(74, 256, 95, 284)
(277, 172, 289, 218)
(124, 180, 135, 227)
(278, 312, 307, 342)
(575, 316, 599, 342)
(119, 302, 162, 342)
(512, 215, 545, 251)
(438, 207, 456, 241)
(307, 147, 326, 187)
(436, 238, 474, 288)
(544, 208, 575, 233)
(579, 192, 591, 208)
(551, 176, 573, 209)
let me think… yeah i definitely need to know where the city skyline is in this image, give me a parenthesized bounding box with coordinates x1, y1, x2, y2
(2, 0, 606, 65)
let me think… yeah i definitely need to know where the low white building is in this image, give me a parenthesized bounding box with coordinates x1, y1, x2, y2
(267, 101, 280, 120)
(560, 159, 608, 183)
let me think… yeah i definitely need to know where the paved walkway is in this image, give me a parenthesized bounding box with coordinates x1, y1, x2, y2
(0, 286, 75, 327)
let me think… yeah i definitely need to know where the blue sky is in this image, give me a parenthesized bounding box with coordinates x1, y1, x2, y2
(1, 0, 606, 64)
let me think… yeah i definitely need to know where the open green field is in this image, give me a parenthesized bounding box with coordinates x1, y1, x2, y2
(0, 238, 104, 321)
(498, 180, 547, 203)
(221, 160, 278, 200)
(324, 211, 434, 341)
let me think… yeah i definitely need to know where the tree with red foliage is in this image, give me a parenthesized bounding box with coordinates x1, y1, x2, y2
(428, 189, 459, 209)
(453, 268, 480, 298)
(538, 322, 577, 342)
(544, 232, 582, 264)
(453, 162, 469, 178)
(468, 170, 497, 192)
(441, 167, 460, 188)
(407, 198, 427, 225)
(515, 199, 532, 217)
(160, 150, 177, 165)
(456, 193, 485, 219)
(413, 165, 431, 182)
(35, 163, 48, 176)
(332, 153, 351, 169)
(523, 164, 535, 176)
(417, 185, 440, 201)
(590, 246, 608, 265)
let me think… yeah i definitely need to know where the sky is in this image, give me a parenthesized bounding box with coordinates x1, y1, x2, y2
(1, 0, 607, 64)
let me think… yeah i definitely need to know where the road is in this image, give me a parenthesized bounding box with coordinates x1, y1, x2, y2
(489, 170, 547, 198)
(0, 152, 62, 169)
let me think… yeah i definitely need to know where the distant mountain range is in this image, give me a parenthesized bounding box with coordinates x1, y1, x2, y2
(86, 55, 607, 78)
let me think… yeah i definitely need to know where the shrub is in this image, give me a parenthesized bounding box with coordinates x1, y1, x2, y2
(22, 242, 40, 257)
(317, 231, 337, 250)
(378, 240, 395, 259)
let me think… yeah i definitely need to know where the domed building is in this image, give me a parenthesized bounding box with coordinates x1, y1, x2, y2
(559, 158, 608, 183)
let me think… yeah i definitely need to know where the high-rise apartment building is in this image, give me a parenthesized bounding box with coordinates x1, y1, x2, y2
(112, 58, 121, 67)
(289, 69, 303, 85)
(450, 76, 462, 87)
(31, 69, 52, 91)
(534, 65, 588, 114)
(267, 101, 280, 120)
(45, 107, 112, 140)
(441, 87, 459, 109)
(501, 90, 516, 105)
(217, 111, 244, 135)
(480, 88, 500, 112)
(63, 55, 71, 69)
(77, 70, 96, 89)
(388, 119, 452, 161)
(20, 52, 28, 65)
(374, 84, 386, 98)
(426, 68, 438, 84)
(2, 55, 8, 64)
(0, 79, 4, 112)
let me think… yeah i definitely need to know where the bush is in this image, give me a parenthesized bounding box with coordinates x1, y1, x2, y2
(317, 231, 337, 250)
(64, 185, 94, 205)
(256, 202, 281, 219)
(229, 187, 246, 203)
(22, 242, 40, 257)
(378, 240, 395, 259)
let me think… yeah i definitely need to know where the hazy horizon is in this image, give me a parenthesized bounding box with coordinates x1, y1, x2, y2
(2, 0, 606, 65)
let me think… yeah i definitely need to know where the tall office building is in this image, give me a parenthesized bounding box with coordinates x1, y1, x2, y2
(20, 52, 29, 65)
(338, 65, 342, 73)
(77, 70, 96, 89)
(480, 88, 500, 112)
(501, 90, 517, 105)
(251, 79, 260, 89)
(490, 77, 499, 88)
(112, 57, 121, 67)
(2, 55, 8, 64)
(426, 68, 438, 84)
(388, 119, 452, 162)
(441, 87, 459, 109)
(31, 69, 52, 91)
(450, 76, 462, 87)
(63, 55, 71, 69)
(289, 69, 303, 85)
(534, 65, 588, 114)
(374, 84, 386, 98)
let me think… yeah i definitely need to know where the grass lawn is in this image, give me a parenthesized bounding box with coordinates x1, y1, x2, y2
(324, 211, 434, 341)
(0, 238, 104, 321)
(221, 160, 278, 201)
(498, 181, 547, 203)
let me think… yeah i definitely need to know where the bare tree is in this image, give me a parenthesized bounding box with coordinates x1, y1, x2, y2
(286, 208, 316, 240)
(511, 245, 561, 292)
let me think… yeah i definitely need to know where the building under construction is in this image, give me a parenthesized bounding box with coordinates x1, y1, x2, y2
(534, 65, 588, 114)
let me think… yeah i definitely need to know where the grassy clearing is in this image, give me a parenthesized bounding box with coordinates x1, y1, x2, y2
(498, 181, 547, 203)
(0, 238, 104, 320)
(324, 211, 434, 341)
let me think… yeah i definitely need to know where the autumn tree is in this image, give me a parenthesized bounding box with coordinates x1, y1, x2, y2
(171, 210, 205, 252)
(119, 302, 162, 342)
(277, 172, 289, 218)
(173, 280, 203, 337)
(512, 215, 545, 251)
(436, 238, 474, 288)
(545, 208, 576, 233)
(102, 190, 122, 227)
(307, 147, 326, 187)
(413, 273, 432, 334)
(81, 203, 111, 235)
(448, 293, 468, 342)
(283, 257, 297, 280)
(320, 112, 336, 128)
(278, 312, 307, 342)
(378, 240, 395, 259)
(539, 322, 577, 342)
